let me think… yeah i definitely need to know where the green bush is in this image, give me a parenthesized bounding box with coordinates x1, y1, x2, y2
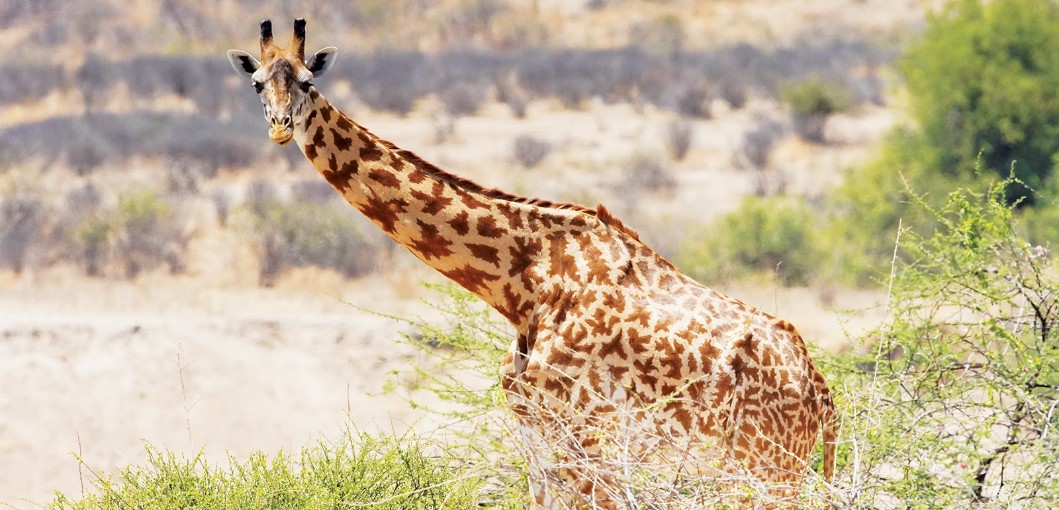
(50, 431, 495, 509)
(901, 0, 1059, 205)
(828, 179, 1059, 506)
(823, 0, 1059, 282)
(781, 75, 853, 142)
(823, 127, 987, 285)
(677, 196, 823, 286)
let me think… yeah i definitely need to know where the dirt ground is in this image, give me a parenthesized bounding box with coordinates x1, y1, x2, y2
(1, 264, 443, 505)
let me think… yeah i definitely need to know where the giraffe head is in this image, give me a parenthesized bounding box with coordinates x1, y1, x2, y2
(227, 18, 337, 145)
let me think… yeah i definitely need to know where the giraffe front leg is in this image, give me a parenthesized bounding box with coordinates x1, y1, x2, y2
(516, 423, 558, 509)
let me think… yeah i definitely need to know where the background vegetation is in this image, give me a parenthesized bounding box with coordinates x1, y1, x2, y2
(692, 0, 1059, 287)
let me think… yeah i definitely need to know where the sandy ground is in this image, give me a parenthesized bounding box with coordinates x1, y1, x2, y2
(0, 266, 445, 506)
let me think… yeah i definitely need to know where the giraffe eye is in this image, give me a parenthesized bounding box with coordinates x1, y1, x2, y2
(253, 81, 264, 93)
(299, 81, 313, 93)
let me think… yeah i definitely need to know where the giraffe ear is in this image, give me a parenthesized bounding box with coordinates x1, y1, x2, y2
(226, 49, 259, 77)
(305, 47, 337, 78)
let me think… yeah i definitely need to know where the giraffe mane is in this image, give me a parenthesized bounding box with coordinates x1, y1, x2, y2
(372, 136, 643, 242)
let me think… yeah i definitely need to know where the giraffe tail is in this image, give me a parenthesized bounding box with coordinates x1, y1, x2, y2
(821, 389, 837, 482)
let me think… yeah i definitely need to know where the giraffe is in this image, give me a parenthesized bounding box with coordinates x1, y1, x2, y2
(228, 18, 836, 508)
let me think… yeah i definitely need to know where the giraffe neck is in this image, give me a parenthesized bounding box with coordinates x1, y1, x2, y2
(292, 88, 603, 330)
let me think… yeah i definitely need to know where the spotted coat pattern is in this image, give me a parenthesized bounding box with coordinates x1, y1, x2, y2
(230, 20, 836, 509)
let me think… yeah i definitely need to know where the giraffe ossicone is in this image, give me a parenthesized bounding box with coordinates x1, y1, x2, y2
(228, 18, 836, 508)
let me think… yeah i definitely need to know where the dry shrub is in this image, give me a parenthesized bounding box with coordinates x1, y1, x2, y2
(621, 152, 677, 194)
(240, 180, 383, 286)
(0, 188, 45, 273)
(735, 118, 786, 170)
(512, 135, 552, 169)
(665, 119, 694, 161)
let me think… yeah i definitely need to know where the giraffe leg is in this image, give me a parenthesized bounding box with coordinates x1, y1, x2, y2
(517, 424, 558, 509)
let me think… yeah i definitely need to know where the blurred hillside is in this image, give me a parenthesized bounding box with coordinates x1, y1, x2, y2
(1, 0, 929, 59)
(0, 0, 915, 282)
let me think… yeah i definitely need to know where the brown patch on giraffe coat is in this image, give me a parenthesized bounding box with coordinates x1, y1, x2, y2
(331, 128, 353, 151)
(633, 359, 658, 389)
(442, 264, 500, 294)
(665, 400, 693, 433)
(508, 236, 541, 278)
(659, 342, 685, 380)
(546, 344, 575, 368)
(587, 256, 612, 283)
(453, 187, 489, 210)
(627, 308, 651, 329)
(409, 182, 452, 215)
(466, 243, 501, 266)
(321, 159, 358, 194)
(304, 126, 327, 161)
(547, 239, 571, 279)
(636, 259, 657, 283)
(360, 195, 407, 234)
(360, 144, 385, 162)
(595, 335, 627, 361)
(407, 169, 428, 184)
(320, 105, 331, 123)
(500, 284, 521, 324)
(624, 327, 652, 356)
(498, 207, 525, 230)
(586, 308, 619, 338)
(368, 169, 401, 189)
(475, 216, 505, 239)
(609, 363, 629, 382)
(686, 352, 700, 374)
(601, 292, 626, 314)
(409, 220, 454, 260)
(448, 210, 470, 236)
(335, 114, 353, 132)
(657, 273, 679, 291)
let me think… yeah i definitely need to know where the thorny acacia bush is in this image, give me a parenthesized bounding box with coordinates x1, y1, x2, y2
(831, 180, 1059, 508)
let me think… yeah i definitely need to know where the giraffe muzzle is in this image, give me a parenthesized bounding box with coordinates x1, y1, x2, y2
(269, 114, 294, 144)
